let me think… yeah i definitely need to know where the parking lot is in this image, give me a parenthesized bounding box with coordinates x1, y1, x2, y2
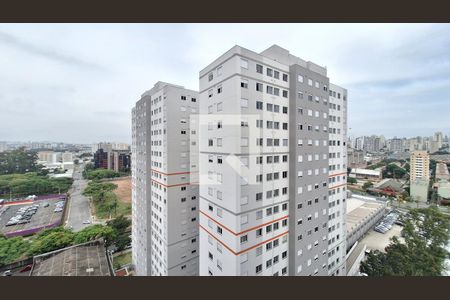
(0, 196, 66, 237)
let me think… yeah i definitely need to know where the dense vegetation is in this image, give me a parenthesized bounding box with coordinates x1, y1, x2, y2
(82, 163, 121, 180)
(0, 216, 131, 267)
(83, 181, 131, 218)
(360, 206, 450, 276)
(347, 177, 357, 184)
(0, 148, 41, 175)
(382, 163, 408, 179)
(0, 173, 73, 198)
(362, 181, 374, 191)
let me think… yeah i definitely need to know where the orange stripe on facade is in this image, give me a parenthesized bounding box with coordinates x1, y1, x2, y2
(150, 169, 198, 176)
(199, 224, 289, 256)
(200, 210, 288, 236)
(329, 183, 347, 189)
(151, 179, 199, 188)
(328, 172, 346, 178)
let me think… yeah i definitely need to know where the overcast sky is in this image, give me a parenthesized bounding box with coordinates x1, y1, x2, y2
(1, 23, 449, 144)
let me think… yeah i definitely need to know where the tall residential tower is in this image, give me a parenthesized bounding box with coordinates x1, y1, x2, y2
(132, 82, 199, 276)
(198, 45, 347, 276)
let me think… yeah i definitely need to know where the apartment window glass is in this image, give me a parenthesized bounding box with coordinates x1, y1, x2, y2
(256, 64, 263, 74)
(274, 70, 280, 79)
(256, 82, 263, 92)
(240, 235, 248, 244)
(282, 73, 288, 82)
(240, 58, 248, 69)
(241, 79, 248, 88)
(266, 68, 273, 77)
(298, 75, 304, 82)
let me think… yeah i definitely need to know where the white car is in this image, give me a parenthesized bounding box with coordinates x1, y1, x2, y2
(82, 220, 91, 224)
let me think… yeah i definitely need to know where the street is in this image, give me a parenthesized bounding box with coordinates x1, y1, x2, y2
(65, 163, 93, 231)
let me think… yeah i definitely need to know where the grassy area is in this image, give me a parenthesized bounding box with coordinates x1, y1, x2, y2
(83, 181, 131, 219)
(95, 197, 131, 219)
(113, 251, 132, 269)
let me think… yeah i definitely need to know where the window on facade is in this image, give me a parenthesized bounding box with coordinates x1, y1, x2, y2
(256, 264, 263, 274)
(274, 70, 280, 79)
(256, 82, 263, 92)
(240, 235, 248, 244)
(240, 58, 248, 69)
(256, 64, 263, 74)
(256, 101, 263, 110)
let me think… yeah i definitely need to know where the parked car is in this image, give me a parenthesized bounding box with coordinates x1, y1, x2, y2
(3, 270, 12, 276)
(82, 220, 91, 224)
(20, 265, 32, 273)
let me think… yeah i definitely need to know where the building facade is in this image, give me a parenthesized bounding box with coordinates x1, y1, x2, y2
(132, 82, 199, 276)
(410, 150, 430, 203)
(198, 45, 347, 276)
(326, 83, 347, 276)
(410, 151, 430, 181)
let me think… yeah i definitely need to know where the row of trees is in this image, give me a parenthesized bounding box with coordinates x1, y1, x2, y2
(382, 163, 408, 179)
(0, 215, 131, 267)
(360, 206, 450, 276)
(0, 173, 73, 198)
(0, 148, 41, 175)
(82, 163, 121, 180)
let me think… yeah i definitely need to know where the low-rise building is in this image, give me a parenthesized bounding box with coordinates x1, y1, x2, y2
(349, 168, 383, 181)
(30, 239, 114, 276)
(345, 193, 387, 250)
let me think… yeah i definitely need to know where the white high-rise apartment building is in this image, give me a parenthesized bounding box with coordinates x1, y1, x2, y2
(198, 45, 347, 276)
(326, 84, 347, 276)
(132, 82, 199, 276)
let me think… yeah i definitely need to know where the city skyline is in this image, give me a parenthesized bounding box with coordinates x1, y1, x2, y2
(1, 23, 450, 143)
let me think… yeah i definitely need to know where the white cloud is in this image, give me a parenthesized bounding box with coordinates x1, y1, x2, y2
(0, 23, 449, 143)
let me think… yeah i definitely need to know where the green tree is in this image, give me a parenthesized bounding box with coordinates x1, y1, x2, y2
(73, 225, 117, 245)
(107, 215, 131, 232)
(28, 227, 75, 256)
(107, 215, 131, 251)
(0, 148, 40, 175)
(362, 181, 374, 191)
(114, 234, 131, 251)
(361, 206, 450, 276)
(0, 173, 73, 198)
(383, 163, 407, 179)
(0, 236, 31, 266)
(347, 177, 357, 184)
(85, 169, 121, 180)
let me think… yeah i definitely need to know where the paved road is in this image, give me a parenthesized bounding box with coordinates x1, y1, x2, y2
(66, 163, 93, 231)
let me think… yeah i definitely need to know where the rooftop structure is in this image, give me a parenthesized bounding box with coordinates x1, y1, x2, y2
(349, 168, 382, 181)
(435, 162, 450, 181)
(345, 194, 386, 250)
(30, 239, 113, 276)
